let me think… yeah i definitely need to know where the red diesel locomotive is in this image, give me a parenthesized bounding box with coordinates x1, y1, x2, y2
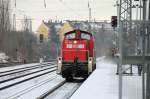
(57, 29, 96, 81)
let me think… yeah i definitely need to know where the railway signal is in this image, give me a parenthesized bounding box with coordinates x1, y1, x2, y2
(111, 16, 117, 28)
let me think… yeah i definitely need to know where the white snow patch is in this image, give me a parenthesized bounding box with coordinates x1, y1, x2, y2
(0, 72, 65, 99)
(70, 58, 142, 99)
(0, 53, 9, 63)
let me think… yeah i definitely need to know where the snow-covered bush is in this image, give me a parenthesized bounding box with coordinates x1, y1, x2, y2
(0, 53, 9, 63)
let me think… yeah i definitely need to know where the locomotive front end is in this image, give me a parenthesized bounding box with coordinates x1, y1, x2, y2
(57, 30, 96, 81)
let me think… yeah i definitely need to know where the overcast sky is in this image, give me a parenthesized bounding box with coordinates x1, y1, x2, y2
(11, 0, 117, 31)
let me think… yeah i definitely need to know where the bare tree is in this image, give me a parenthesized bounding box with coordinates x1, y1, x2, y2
(22, 16, 32, 32)
(0, 0, 11, 51)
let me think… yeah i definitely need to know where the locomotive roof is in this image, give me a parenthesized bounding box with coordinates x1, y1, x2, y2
(64, 29, 92, 36)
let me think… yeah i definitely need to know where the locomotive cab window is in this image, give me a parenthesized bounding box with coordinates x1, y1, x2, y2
(81, 33, 91, 40)
(65, 33, 75, 40)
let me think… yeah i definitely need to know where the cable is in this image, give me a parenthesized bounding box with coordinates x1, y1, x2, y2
(57, 0, 85, 19)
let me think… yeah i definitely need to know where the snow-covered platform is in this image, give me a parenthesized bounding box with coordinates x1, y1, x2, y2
(70, 58, 142, 99)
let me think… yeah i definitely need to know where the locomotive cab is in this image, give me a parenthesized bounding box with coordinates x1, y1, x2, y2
(57, 29, 96, 81)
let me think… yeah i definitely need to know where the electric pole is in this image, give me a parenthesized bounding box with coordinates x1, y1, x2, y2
(44, 0, 46, 8)
(13, 14, 16, 31)
(146, 0, 150, 98)
(118, 0, 132, 99)
(29, 19, 32, 32)
(88, 1, 91, 32)
(15, 0, 16, 7)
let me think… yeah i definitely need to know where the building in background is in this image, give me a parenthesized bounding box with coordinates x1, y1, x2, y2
(58, 21, 74, 42)
(36, 21, 49, 43)
(36, 20, 62, 43)
(36, 19, 112, 43)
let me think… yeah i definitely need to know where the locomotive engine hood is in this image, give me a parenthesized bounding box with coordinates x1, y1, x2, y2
(62, 30, 93, 62)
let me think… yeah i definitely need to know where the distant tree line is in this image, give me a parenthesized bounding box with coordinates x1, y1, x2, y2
(0, 0, 11, 50)
(1, 31, 38, 62)
(0, 0, 39, 63)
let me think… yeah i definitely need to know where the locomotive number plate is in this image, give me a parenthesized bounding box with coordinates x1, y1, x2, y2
(66, 44, 84, 48)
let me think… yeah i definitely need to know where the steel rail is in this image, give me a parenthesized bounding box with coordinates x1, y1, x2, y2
(0, 62, 55, 74)
(6, 76, 58, 99)
(0, 68, 56, 90)
(37, 80, 66, 99)
(0, 65, 56, 84)
(0, 63, 53, 77)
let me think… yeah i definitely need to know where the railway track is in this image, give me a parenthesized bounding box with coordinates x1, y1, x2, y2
(0, 65, 56, 83)
(0, 60, 57, 68)
(5, 75, 62, 99)
(0, 62, 55, 75)
(37, 80, 66, 99)
(0, 73, 65, 99)
(0, 62, 23, 68)
(37, 79, 82, 99)
(0, 62, 82, 99)
(0, 62, 57, 90)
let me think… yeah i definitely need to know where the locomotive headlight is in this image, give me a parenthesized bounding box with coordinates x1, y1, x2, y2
(89, 58, 92, 64)
(58, 60, 61, 63)
(58, 57, 62, 63)
(74, 41, 77, 44)
(89, 61, 92, 64)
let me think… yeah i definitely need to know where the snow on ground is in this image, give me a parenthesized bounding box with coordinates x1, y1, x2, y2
(0, 63, 39, 72)
(70, 58, 142, 99)
(0, 68, 56, 88)
(0, 62, 55, 72)
(0, 66, 53, 81)
(0, 57, 142, 99)
(15, 75, 64, 99)
(0, 71, 65, 99)
(0, 53, 9, 63)
(45, 83, 80, 99)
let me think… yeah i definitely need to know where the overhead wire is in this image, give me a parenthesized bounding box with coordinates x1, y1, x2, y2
(13, 0, 99, 16)
(9, 0, 107, 20)
(57, 0, 86, 19)
(11, 0, 104, 21)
